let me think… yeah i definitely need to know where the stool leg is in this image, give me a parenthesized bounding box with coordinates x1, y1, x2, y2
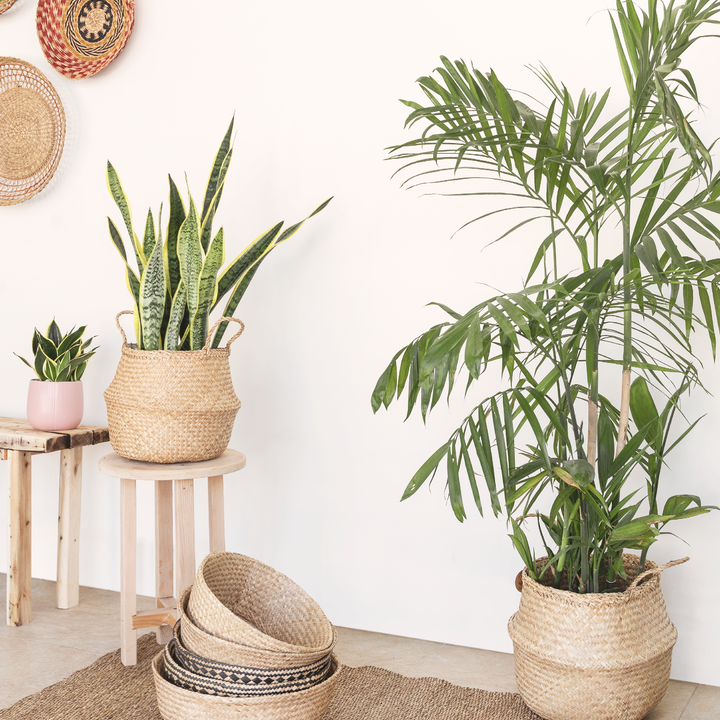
(174, 478, 195, 599)
(120, 477, 137, 666)
(208, 475, 225, 553)
(155, 480, 174, 644)
(57, 446, 83, 609)
(7, 451, 32, 626)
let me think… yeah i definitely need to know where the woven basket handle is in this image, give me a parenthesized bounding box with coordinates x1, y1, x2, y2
(115, 310, 134, 346)
(203, 317, 245, 353)
(627, 556, 689, 592)
(115, 312, 245, 351)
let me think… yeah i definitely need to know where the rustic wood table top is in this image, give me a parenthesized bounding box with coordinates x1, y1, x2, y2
(0, 417, 109, 457)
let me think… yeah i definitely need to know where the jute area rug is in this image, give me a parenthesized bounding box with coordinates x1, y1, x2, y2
(0, 634, 540, 720)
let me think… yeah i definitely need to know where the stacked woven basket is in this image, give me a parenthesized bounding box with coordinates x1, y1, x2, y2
(153, 552, 340, 720)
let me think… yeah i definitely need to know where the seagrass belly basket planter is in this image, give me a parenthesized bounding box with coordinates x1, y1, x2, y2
(507, 554, 688, 720)
(104, 312, 245, 463)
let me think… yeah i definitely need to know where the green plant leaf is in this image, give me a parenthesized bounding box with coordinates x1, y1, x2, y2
(402, 443, 450, 500)
(139, 225, 167, 351)
(177, 196, 203, 349)
(191, 228, 225, 350)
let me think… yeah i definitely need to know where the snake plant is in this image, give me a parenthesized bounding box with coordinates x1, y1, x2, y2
(373, 0, 720, 592)
(107, 118, 331, 351)
(16, 320, 97, 382)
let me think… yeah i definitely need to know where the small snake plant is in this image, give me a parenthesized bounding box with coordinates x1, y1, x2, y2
(16, 320, 97, 382)
(106, 117, 331, 351)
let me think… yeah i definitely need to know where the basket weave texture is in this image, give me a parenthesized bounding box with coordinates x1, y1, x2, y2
(36, 0, 135, 80)
(153, 651, 341, 720)
(104, 313, 243, 463)
(188, 553, 336, 655)
(0, 0, 19, 15)
(179, 586, 336, 669)
(507, 553, 685, 720)
(172, 625, 333, 691)
(0, 57, 65, 206)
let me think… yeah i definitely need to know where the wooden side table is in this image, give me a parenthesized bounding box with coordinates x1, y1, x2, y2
(0, 417, 110, 626)
(98, 449, 246, 666)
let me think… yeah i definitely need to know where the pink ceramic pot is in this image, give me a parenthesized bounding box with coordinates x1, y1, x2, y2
(27, 379, 83, 431)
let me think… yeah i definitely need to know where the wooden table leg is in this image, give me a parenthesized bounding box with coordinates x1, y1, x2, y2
(120, 477, 137, 666)
(57, 446, 82, 609)
(174, 478, 195, 599)
(155, 480, 174, 644)
(208, 475, 225, 553)
(7, 451, 32, 626)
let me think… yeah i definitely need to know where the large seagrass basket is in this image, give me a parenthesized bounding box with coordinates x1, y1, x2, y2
(188, 553, 335, 656)
(104, 312, 244, 463)
(507, 554, 688, 720)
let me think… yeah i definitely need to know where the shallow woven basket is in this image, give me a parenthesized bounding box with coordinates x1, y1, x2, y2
(188, 553, 335, 655)
(0, 57, 65, 206)
(165, 637, 333, 698)
(36, 0, 135, 80)
(153, 651, 341, 720)
(104, 312, 244, 463)
(179, 587, 337, 669)
(507, 553, 688, 720)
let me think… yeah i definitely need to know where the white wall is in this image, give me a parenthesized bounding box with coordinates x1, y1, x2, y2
(1, 0, 719, 687)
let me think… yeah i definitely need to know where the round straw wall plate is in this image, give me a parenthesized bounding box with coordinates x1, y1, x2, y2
(0, 57, 66, 206)
(0, 0, 19, 15)
(36, 0, 134, 80)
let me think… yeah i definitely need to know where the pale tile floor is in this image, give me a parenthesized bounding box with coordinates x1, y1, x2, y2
(0, 575, 718, 718)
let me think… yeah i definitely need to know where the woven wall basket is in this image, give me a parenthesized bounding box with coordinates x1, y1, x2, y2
(0, 57, 65, 206)
(153, 651, 341, 720)
(104, 312, 244, 464)
(0, 0, 19, 15)
(507, 553, 688, 720)
(36, 0, 134, 80)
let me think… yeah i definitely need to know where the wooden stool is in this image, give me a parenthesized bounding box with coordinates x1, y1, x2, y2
(98, 449, 246, 666)
(1, 417, 110, 626)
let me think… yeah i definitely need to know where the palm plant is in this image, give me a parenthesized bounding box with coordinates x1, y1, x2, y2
(373, 0, 720, 592)
(107, 118, 331, 351)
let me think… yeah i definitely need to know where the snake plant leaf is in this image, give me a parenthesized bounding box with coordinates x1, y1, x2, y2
(191, 228, 225, 350)
(46, 319, 61, 347)
(33, 344, 48, 380)
(212, 199, 335, 347)
(139, 227, 167, 351)
(177, 196, 203, 346)
(143, 208, 156, 260)
(56, 326, 86, 357)
(166, 175, 186, 300)
(214, 223, 283, 307)
(211, 263, 261, 348)
(274, 198, 333, 245)
(107, 161, 145, 272)
(200, 149, 233, 253)
(108, 218, 141, 308)
(164, 281, 186, 351)
(36, 331, 58, 361)
(13, 353, 34, 373)
(200, 117, 234, 227)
